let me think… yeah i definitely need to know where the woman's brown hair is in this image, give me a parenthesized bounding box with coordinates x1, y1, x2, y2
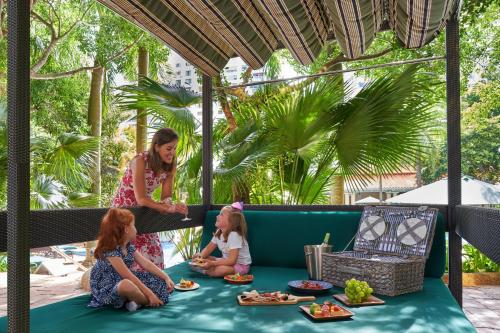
(147, 128, 178, 175)
(215, 206, 248, 243)
(94, 208, 135, 259)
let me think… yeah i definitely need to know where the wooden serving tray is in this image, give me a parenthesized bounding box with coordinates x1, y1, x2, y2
(237, 294, 315, 306)
(299, 305, 354, 321)
(333, 294, 385, 306)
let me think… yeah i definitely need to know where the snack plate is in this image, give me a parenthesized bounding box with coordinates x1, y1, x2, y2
(288, 280, 333, 295)
(189, 259, 206, 267)
(299, 304, 354, 321)
(174, 282, 200, 291)
(224, 274, 253, 284)
(238, 293, 315, 305)
(333, 294, 385, 307)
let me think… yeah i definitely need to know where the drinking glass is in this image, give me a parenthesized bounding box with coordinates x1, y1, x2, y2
(179, 191, 191, 221)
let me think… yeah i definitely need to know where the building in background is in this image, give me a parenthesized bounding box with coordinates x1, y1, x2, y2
(168, 52, 267, 95)
(168, 51, 281, 124)
(343, 169, 419, 204)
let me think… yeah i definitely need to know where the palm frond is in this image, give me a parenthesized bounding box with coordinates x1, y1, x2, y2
(326, 65, 437, 189)
(121, 76, 201, 108)
(45, 134, 99, 190)
(116, 76, 198, 139)
(214, 121, 279, 183)
(68, 192, 100, 207)
(163, 227, 203, 260)
(31, 174, 69, 209)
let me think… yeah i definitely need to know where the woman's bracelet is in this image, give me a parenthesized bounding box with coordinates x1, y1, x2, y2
(161, 197, 172, 205)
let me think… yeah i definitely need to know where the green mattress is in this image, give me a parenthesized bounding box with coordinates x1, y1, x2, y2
(0, 262, 475, 333)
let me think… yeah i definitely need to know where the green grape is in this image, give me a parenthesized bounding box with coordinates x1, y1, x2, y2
(344, 278, 373, 303)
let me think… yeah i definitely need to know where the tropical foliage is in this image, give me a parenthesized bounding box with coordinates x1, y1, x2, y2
(462, 244, 500, 273)
(421, 82, 500, 184)
(0, 0, 496, 266)
(163, 227, 203, 261)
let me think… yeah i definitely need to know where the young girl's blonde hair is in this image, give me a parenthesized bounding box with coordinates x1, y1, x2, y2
(215, 206, 248, 243)
(94, 208, 134, 259)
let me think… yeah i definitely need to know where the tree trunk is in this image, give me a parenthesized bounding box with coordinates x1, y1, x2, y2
(329, 63, 345, 205)
(416, 153, 423, 187)
(379, 175, 383, 203)
(84, 65, 104, 268)
(136, 47, 149, 153)
(88, 66, 104, 204)
(330, 175, 344, 204)
(213, 74, 237, 132)
(232, 181, 250, 203)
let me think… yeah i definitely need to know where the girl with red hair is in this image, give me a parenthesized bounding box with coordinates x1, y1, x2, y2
(88, 208, 174, 311)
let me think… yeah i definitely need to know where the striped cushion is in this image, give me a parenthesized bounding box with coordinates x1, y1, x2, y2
(97, 0, 233, 76)
(188, 0, 280, 69)
(97, 0, 458, 75)
(255, 0, 329, 65)
(389, 0, 456, 48)
(324, 0, 383, 59)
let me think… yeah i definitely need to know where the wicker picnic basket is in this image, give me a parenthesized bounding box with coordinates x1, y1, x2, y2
(322, 206, 438, 296)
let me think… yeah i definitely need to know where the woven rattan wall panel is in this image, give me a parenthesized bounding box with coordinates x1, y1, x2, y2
(0, 205, 205, 252)
(456, 206, 500, 264)
(210, 204, 447, 222)
(0, 204, 448, 252)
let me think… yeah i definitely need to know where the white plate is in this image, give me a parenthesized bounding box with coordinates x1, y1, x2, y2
(174, 282, 200, 291)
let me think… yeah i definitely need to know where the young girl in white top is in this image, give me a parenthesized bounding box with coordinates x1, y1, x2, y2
(194, 202, 251, 277)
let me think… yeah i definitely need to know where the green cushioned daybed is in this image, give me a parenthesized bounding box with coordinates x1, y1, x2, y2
(0, 211, 475, 333)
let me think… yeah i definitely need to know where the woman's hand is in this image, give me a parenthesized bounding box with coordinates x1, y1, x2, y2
(175, 203, 188, 215)
(146, 290, 164, 307)
(192, 253, 202, 259)
(164, 276, 175, 293)
(157, 203, 177, 215)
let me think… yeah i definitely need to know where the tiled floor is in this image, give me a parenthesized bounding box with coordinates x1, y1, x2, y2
(463, 286, 500, 332)
(0, 272, 498, 332)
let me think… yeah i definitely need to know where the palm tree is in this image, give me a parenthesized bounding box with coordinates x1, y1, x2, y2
(215, 65, 436, 204)
(0, 105, 99, 210)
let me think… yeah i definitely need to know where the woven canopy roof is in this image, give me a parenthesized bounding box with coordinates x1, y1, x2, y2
(97, 0, 457, 76)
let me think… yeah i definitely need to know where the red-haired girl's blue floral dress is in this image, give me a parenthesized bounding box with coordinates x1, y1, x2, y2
(88, 243, 169, 308)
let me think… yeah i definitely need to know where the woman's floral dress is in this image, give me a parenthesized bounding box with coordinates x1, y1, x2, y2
(88, 243, 169, 308)
(112, 152, 168, 270)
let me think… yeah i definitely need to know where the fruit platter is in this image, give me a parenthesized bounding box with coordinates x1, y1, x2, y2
(288, 280, 333, 295)
(224, 273, 254, 284)
(238, 290, 315, 305)
(333, 278, 384, 306)
(299, 301, 354, 321)
(174, 278, 199, 291)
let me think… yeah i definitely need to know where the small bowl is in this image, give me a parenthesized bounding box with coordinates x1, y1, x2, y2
(288, 280, 333, 295)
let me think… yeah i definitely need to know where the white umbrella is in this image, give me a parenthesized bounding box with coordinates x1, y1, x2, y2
(355, 196, 382, 204)
(386, 176, 500, 205)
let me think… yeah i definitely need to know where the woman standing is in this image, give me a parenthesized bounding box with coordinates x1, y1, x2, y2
(112, 128, 187, 270)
